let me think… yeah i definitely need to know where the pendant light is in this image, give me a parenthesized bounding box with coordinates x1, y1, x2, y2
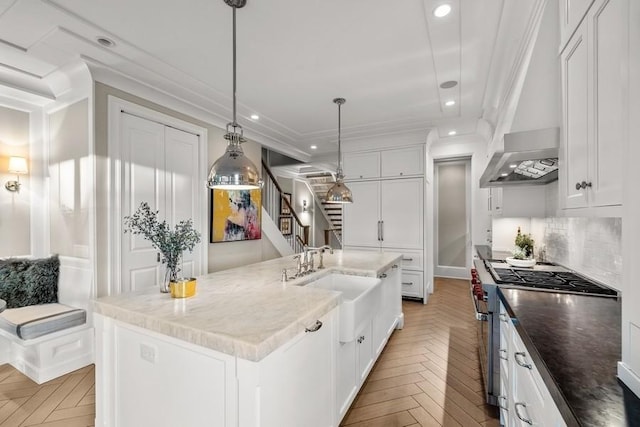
(326, 98, 353, 204)
(207, 0, 262, 190)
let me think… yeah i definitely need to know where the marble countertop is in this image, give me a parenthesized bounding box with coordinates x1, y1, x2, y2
(93, 250, 402, 362)
(475, 245, 640, 426)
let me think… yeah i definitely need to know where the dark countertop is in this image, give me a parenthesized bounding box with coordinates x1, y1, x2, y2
(475, 245, 640, 426)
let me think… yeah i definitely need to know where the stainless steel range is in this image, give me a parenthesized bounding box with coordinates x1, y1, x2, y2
(470, 257, 619, 407)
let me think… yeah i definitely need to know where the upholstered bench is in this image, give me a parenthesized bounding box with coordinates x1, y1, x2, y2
(0, 255, 94, 383)
(0, 303, 86, 340)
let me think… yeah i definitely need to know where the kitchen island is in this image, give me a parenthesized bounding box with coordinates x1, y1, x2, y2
(93, 250, 403, 427)
(475, 245, 640, 426)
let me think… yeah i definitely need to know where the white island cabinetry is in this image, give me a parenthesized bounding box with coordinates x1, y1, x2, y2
(94, 251, 403, 427)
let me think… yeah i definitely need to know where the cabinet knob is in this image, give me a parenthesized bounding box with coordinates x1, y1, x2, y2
(576, 181, 593, 190)
(305, 320, 323, 333)
(357, 335, 365, 343)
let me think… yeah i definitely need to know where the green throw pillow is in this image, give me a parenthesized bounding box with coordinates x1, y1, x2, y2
(0, 255, 59, 309)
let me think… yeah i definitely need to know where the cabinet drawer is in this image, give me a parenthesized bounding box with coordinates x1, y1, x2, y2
(401, 270, 423, 298)
(398, 250, 423, 270)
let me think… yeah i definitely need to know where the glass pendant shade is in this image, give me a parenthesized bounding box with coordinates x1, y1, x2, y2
(326, 97, 353, 204)
(326, 179, 353, 204)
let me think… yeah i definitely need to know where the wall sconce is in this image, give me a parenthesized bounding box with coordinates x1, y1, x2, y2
(5, 156, 28, 192)
(302, 199, 309, 213)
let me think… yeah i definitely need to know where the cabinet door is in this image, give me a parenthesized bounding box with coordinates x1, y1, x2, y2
(343, 151, 380, 180)
(356, 321, 374, 383)
(259, 310, 336, 427)
(336, 340, 357, 420)
(380, 178, 424, 250)
(380, 146, 424, 178)
(373, 265, 400, 356)
(342, 181, 381, 248)
(560, 0, 595, 43)
(588, 0, 624, 207)
(561, 23, 590, 209)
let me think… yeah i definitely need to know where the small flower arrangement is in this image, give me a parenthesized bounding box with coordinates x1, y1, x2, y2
(514, 227, 534, 259)
(124, 202, 201, 292)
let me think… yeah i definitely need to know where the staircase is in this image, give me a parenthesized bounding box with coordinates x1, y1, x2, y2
(306, 173, 343, 243)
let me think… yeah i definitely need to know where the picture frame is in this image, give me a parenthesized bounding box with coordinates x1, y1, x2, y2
(210, 188, 262, 243)
(279, 216, 292, 235)
(281, 192, 292, 215)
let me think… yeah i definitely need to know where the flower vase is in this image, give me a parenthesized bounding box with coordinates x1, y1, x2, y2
(160, 269, 173, 293)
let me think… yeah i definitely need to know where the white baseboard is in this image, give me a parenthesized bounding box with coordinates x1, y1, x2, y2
(618, 361, 640, 399)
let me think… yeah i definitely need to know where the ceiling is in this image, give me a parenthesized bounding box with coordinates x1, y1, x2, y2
(0, 0, 516, 160)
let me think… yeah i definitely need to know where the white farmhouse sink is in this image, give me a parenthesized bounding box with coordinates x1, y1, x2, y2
(306, 273, 382, 342)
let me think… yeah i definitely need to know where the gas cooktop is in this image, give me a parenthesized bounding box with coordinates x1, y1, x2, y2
(484, 259, 618, 297)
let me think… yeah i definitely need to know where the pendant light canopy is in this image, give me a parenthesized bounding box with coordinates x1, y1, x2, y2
(326, 98, 353, 204)
(207, 0, 262, 190)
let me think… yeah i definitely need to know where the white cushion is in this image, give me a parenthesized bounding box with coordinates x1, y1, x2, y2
(0, 303, 86, 340)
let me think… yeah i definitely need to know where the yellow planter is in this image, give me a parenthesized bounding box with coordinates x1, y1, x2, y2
(170, 278, 197, 298)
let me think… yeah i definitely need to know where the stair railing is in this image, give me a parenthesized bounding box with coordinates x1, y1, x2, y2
(303, 177, 342, 248)
(262, 160, 309, 253)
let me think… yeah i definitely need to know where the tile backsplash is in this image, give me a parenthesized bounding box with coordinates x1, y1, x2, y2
(493, 217, 622, 290)
(537, 217, 622, 289)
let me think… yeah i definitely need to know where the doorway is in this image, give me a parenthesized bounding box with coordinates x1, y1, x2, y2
(434, 158, 471, 278)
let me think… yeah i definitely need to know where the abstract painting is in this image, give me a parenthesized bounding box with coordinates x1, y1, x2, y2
(211, 189, 262, 243)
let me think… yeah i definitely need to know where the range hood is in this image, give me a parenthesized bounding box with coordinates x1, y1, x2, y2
(479, 127, 559, 188)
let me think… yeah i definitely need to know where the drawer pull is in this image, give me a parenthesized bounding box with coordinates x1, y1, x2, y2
(515, 402, 532, 425)
(392, 264, 398, 269)
(403, 257, 414, 261)
(305, 320, 323, 333)
(514, 352, 532, 369)
(379, 273, 388, 279)
(499, 313, 508, 323)
(499, 348, 508, 360)
(402, 282, 414, 286)
(357, 335, 365, 344)
(498, 395, 508, 411)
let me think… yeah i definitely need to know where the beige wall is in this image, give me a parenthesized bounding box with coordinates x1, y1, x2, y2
(0, 106, 30, 256)
(94, 83, 276, 295)
(48, 100, 90, 259)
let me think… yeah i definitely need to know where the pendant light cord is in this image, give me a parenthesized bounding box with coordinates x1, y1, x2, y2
(337, 101, 342, 173)
(232, 6, 238, 129)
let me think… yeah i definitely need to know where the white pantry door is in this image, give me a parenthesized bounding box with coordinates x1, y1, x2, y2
(120, 113, 201, 292)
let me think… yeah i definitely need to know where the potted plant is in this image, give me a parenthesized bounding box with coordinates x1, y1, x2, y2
(514, 227, 534, 259)
(124, 202, 201, 293)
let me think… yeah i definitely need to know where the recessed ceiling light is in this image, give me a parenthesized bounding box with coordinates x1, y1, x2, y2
(448, 130, 457, 136)
(433, 4, 452, 17)
(440, 80, 458, 89)
(509, 164, 518, 168)
(310, 145, 317, 150)
(96, 37, 115, 48)
(445, 100, 456, 107)
(250, 114, 259, 120)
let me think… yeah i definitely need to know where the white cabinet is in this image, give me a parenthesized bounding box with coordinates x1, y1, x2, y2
(249, 309, 337, 427)
(343, 178, 423, 250)
(337, 264, 402, 423)
(343, 178, 425, 301)
(401, 270, 423, 300)
(343, 151, 380, 180)
(498, 302, 566, 427)
(559, 0, 595, 47)
(343, 145, 424, 180)
(560, 0, 625, 211)
(96, 308, 338, 427)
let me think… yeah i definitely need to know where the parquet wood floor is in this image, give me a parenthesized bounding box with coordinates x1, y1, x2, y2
(0, 277, 499, 427)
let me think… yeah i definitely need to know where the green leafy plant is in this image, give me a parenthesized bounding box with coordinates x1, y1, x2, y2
(123, 202, 201, 282)
(515, 230, 534, 259)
